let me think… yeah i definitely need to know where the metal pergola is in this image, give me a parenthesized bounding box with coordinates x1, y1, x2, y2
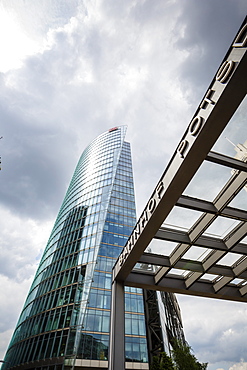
(109, 17, 247, 370)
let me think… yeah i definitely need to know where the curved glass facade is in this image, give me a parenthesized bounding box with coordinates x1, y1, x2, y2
(3, 126, 148, 369)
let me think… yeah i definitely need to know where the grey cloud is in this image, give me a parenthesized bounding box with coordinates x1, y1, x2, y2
(173, 0, 247, 104)
(0, 104, 76, 219)
(178, 296, 247, 365)
(0, 279, 31, 332)
(0, 245, 36, 283)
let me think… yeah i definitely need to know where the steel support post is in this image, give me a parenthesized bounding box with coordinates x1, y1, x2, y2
(108, 279, 125, 370)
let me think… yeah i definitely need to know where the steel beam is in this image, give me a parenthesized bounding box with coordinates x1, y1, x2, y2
(154, 225, 247, 285)
(138, 253, 244, 277)
(155, 227, 231, 252)
(166, 168, 247, 286)
(206, 151, 247, 172)
(185, 222, 247, 288)
(214, 276, 234, 293)
(213, 256, 247, 292)
(233, 257, 247, 276)
(108, 280, 125, 370)
(176, 195, 247, 221)
(222, 207, 247, 221)
(176, 195, 217, 214)
(126, 271, 247, 302)
(155, 227, 191, 244)
(240, 283, 247, 296)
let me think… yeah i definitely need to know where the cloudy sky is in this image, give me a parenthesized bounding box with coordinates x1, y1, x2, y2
(0, 1, 247, 369)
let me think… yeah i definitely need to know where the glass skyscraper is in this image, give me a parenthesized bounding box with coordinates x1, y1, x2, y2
(3, 126, 184, 370)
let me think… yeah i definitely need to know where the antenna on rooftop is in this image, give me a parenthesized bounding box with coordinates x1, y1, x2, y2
(225, 137, 244, 152)
(225, 137, 237, 148)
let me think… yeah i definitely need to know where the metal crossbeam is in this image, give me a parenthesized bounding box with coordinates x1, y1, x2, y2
(125, 271, 247, 302)
(176, 195, 217, 214)
(185, 222, 247, 288)
(154, 227, 247, 254)
(176, 195, 247, 221)
(138, 253, 247, 279)
(167, 170, 247, 268)
(206, 151, 247, 172)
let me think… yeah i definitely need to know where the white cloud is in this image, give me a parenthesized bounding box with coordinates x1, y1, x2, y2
(177, 295, 247, 365)
(0, 0, 81, 72)
(0, 6, 38, 72)
(229, 361, 247, 370)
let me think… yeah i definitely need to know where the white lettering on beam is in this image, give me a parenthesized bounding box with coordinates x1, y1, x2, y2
(233, 23, 247, 47)
(216, 61, 235, 83)
(119, 181, 165, 267)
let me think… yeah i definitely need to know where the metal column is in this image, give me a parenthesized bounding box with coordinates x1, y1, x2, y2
(108, 279, 125, 370)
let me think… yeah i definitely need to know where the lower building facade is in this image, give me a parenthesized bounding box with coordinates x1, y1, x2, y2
(3, 126, 184, 370)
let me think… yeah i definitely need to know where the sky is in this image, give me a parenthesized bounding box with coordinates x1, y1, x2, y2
(0, 1, 247, 369)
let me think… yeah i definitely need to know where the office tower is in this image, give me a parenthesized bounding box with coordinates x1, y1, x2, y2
(3, 126, 184, 370)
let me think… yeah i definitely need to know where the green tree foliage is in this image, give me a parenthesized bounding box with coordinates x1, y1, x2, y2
(171, 340, 208, 370)
(150, 356, 161, 370)
(151, 352, 175, 370)
(160, 352, 176, 370)
(150, 341, 207, 370)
